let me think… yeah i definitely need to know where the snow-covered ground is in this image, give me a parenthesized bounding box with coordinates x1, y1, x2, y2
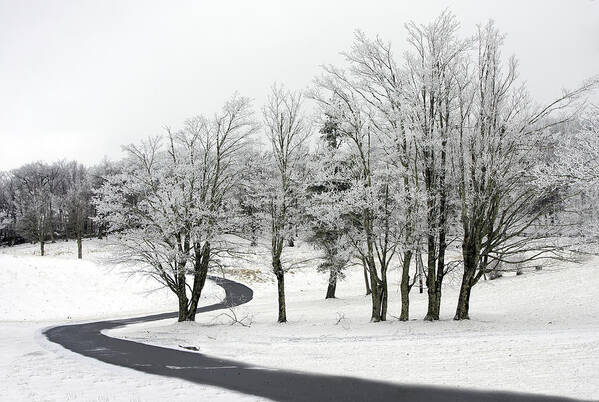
(0, 239, 258, 401)
(112, 241, 599, 401)
(1, 238, 598, 401)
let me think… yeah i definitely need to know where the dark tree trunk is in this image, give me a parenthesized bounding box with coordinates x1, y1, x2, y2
(49, 211, 55, 244)
(276, 271, 286, 323)
(424, 222, 446, 320)
(430, 235, 447, 319)
(77, 232, 82, 259)
(424, 233, 438, 321)
(455, 238, 477, 320)
(455, 274, 473, 320)
(272, 254, 287, 323)
(40, 240, 45, 256)
(177, 292, 189, 322)
(176, 260, 189, 322)
(368, 258, 387, 322)
(432, 133, 448, 319)
(381, 274, 388, 321)
(362, 258, 371, 295)
(370, 281, 382, 322)
(416, 252, 424, 294)
(399, 250, 413, 321)
(185, 241, 211, 321)
(325, 269, 337, 299)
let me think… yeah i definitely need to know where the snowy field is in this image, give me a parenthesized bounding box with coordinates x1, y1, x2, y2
(1, 238, 598, 401)
(0, 239, 257, 401)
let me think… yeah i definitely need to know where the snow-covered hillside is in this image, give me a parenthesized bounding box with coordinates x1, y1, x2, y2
(0, 239, 245, 402)
(1, 239, 598, 401)
(113, 241, 599, 400)
(0, 239, 225, 321)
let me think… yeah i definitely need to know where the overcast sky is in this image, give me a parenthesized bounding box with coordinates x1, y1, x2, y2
(1, 0, 597, 171)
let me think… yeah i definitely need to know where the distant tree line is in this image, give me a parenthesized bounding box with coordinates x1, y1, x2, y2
(0, 159, 119, 258)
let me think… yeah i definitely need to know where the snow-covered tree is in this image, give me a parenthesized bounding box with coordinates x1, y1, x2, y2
(341, 31, 423, 320)
(312, 69, 406, 322)
(538, 106, 599, 243)
(11, 162, 54, 255)
(311, 11, 597, 323)
(0, 172, 18, 245)
(306, 119, 353, 299)
(403, 11, 470, 321)
(234, 148, 271, 247)
(95, 94, 258, 321)
(262, 84, 311, 323)
(451, 22, 597, 320)
(63, 162, 92, 259)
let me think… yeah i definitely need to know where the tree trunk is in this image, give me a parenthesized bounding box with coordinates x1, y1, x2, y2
(185, 241, 211, 321)
(177, 291, 189, 322)
(39, 217, 46, 256)
(416, 251, 424, 294)
(325, 269, 337, 299)
(454, 275, 473, 320)
(424, 235, 438, 321)
(49, 210, 55, 243)
(380, 273, 388, 321)
(432, 126, 448, 319)
(176, 261, 189, 322)
(455, 238, 477, 320)
(431, 238, 446, 319)
(276, 271, 287, 323)
(77, 232, 82, 259)
(272, 253, 287, 323)
(399, 250, 413, 321)
(368, 258, 387, 322)
(370, 281, 382, 322)
(362, 258, 371, 295)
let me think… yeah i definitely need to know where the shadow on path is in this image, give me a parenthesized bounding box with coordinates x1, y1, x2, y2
(44, 276, 582, 402)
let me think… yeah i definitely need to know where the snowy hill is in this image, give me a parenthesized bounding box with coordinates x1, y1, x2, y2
(0, 239, 598, 400)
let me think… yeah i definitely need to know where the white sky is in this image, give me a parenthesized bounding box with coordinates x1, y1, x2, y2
(1, 0, 598, 171)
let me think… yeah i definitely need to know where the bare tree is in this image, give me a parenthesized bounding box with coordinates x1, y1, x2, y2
(452, 21, 597, 320)
(404, 11, 470, 321)
(312, 71, 403, 322)
(263, 84, 311, 323)
(95, 94, 258, 321)
(12, 163, 53, 255)
(64, 162, 92, 259)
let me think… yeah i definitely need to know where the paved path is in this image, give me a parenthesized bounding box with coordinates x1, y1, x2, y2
(44, 276, 581, 402)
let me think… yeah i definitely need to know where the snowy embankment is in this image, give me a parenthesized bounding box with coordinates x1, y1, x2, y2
(0, 239, 256, 402)
(111, 241, 599, 401)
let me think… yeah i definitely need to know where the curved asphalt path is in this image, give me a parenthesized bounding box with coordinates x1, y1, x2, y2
(44, 276, 583, 402)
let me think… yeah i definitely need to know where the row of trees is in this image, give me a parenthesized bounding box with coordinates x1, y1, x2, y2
(0, 160, 119, 257)
(3, 12, 597, 323)
(306, 12, 597, 322)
